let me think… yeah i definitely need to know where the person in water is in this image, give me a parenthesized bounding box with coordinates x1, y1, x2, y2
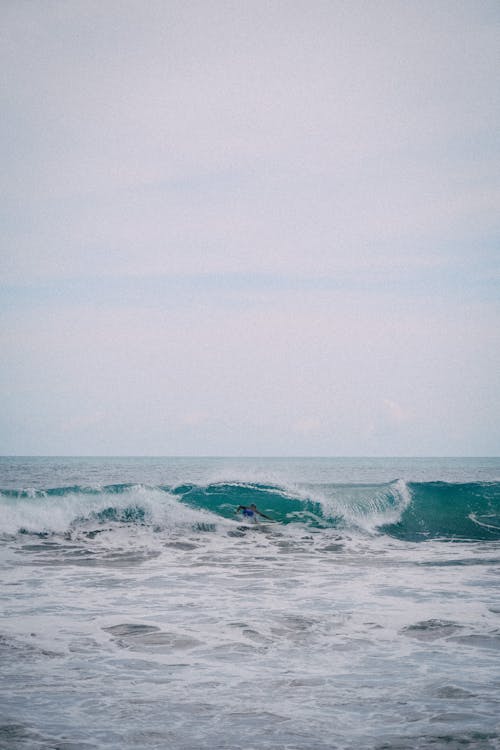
(236, 503, 272, 522)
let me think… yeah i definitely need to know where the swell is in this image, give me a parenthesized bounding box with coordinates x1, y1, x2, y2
(382, 481, 500, 541)
(0, 480, 499, 541)
(0, 480, 404, 537)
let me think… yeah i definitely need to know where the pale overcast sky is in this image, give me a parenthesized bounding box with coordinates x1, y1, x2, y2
(1, 0, 499, 456)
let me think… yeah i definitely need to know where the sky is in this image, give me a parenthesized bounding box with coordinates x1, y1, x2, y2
(1, 0, 499, 456)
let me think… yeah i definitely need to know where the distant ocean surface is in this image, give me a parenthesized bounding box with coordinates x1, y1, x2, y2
(1, 456, 500, 750)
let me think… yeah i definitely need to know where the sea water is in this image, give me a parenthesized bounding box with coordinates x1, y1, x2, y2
(1, 456, 499, 750)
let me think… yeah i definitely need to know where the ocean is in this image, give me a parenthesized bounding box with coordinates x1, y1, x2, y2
(1, 456, 500, 750)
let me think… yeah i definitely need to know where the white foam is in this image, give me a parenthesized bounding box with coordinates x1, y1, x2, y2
(314, 479, 412, 534)
(0, 485, 224, 537)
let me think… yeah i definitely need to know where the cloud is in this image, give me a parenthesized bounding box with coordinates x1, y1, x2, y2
(293, 417, 323, 436)
(61, 410, 106, 434)
(1, 283, 498, 454)
(382, 399, 410, 427)
(1, 1, 499, 454)
(2, 0, 499, 284)
(181, 411, 210, 428)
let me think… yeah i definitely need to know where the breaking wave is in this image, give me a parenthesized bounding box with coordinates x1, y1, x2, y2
(1, 479, 499, 542)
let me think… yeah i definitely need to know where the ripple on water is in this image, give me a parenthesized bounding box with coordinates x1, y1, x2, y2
(0, 633, 61, 661)
(374, 730, 499, 749)
(103, 623, 200, 652)
(436, 685, 476, 699)
(448, 632, 500, 650)
(400, 619, 463, 641)
(0, 723, 94, 750)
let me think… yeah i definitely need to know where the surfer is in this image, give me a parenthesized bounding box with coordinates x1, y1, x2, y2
(236, 503, 272, 522)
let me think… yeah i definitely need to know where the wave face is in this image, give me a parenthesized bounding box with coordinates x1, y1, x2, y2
(382, 481, 500, 541)
(1, 479, 499, 541)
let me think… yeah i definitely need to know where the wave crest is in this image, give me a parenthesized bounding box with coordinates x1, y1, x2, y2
(1, 480, 499, 541)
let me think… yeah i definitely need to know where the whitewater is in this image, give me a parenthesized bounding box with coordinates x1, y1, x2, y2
(1, 457, 500, 749)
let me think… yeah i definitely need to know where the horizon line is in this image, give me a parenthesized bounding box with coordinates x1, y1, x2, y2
(1, 455, 499, 460)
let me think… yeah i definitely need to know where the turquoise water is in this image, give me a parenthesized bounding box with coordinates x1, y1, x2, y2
(1, 457, 500, 749)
